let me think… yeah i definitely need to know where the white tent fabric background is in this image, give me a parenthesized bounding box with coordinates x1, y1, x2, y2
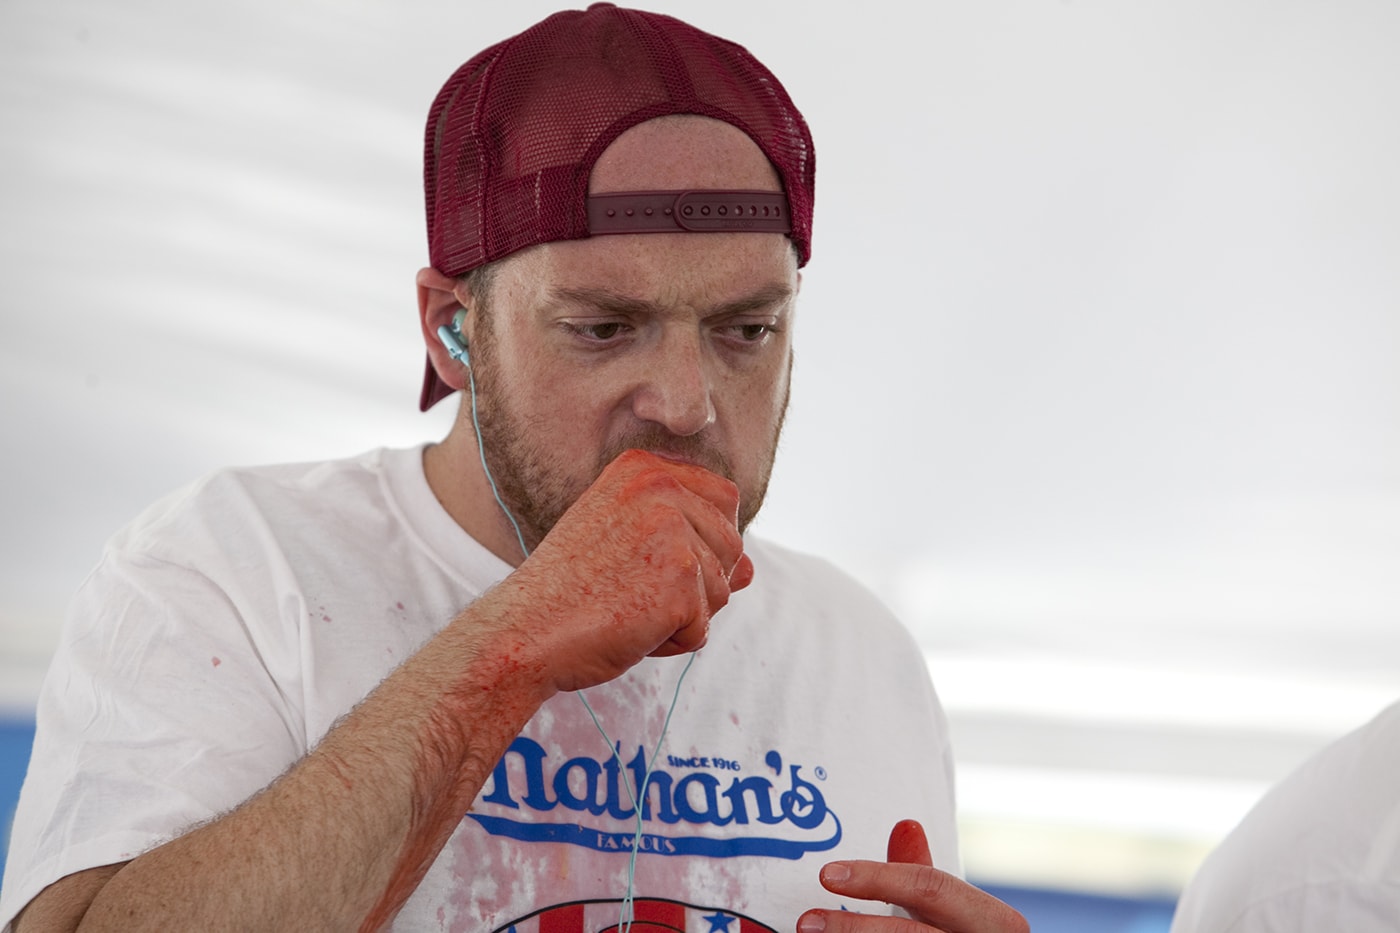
(3, 0, 1398, 895)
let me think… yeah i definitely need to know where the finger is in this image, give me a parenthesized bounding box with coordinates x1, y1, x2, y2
(817, 861, 1029, 933)
(649, 540, 727, 656)
(617, 450, 743, 538)
(695, 531, 735, 616)
(633, 463, 747, 582)
(797, 907, 946, 933)
(629, 449, 743, 524)
(671, 490, 746, 579)
(625, 479, 739, 622)
(650, 614, 709, 656)
(729, 552, 755, 591)
(886, 819, 932, 866)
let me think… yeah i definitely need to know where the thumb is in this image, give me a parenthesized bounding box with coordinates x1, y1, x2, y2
(887, 818, 933, 866)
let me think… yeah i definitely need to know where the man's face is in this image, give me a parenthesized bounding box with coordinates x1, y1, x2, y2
(467, 225, 797, 550)
(444, 115, 800, 552)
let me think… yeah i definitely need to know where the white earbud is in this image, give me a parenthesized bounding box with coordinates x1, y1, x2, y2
(436, 308, 470, 365)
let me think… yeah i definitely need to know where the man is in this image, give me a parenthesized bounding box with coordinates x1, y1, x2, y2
(0, 5, 1027, 931)
(1169, 698, 1400, 931)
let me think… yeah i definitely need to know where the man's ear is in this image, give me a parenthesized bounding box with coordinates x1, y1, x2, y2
(417, 266, 471, 391)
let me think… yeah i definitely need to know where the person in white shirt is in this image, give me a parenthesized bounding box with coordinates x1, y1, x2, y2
(1171, 699, 1400, 932)
(0, 5, 1027, 933)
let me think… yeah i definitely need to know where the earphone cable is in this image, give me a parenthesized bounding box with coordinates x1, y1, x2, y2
(466, 360, 695, 932)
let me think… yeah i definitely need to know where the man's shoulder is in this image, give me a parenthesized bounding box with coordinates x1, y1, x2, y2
(110, 446, 413, 553)
(742, 534, 856, 588)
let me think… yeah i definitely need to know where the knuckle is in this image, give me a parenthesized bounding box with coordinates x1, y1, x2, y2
(911, 865, 953, 901)
(622, 469, 679, 500)
(718, 480, 740, 512)
(613, 448, 650, 470)
(656, 578, 698, 622)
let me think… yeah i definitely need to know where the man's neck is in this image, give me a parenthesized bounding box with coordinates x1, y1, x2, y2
(422, 431, 529, 568)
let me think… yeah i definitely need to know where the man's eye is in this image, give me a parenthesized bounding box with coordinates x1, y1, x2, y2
(574, 322, 626, 340)
(729, 324, 771, 342)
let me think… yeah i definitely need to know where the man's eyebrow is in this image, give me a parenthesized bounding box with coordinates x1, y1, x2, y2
(548, 283, 795, 316)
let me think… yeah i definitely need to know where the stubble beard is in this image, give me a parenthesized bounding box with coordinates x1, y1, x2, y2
(467, 337, 790, 552)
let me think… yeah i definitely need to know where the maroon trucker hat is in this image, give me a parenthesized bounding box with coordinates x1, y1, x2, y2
(419, 2, 816, 410)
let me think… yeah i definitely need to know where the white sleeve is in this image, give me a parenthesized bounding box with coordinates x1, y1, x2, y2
(0, 546, 307, 931)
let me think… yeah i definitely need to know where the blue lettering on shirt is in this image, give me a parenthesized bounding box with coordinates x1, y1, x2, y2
(471, 737, 841, 860)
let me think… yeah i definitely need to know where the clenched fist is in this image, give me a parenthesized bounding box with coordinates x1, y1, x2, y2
(475, 449, 755, 695)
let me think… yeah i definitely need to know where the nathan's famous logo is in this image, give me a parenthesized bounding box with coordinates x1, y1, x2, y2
(469, 738, 841, 860)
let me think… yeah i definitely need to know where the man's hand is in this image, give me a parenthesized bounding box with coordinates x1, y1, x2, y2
(482, 448, 755, 695)
(797, 820, 1029, 933)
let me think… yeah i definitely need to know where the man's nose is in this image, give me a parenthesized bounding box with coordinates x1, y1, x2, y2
(630, 328, 717, 436)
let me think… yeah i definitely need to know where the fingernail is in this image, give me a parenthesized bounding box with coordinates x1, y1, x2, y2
(797, 914, 825, 933)
(822, 862, 851, 883)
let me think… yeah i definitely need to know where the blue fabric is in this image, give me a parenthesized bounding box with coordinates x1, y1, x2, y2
(0, 720, 37, 879)
(981, 881, 1177, 933)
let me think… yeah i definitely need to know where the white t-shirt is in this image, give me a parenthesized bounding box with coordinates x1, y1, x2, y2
(1170, 700, 1400, 933)
(0, 446, 959, 932)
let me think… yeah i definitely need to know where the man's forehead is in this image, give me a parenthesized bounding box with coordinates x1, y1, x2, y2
(486, 229, 799, 318)
(588, 115, 784, 195)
